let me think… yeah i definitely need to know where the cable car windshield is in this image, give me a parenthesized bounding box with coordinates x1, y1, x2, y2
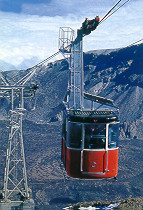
(108, 123, 119, 148)
(84, 124, 106, 149)
(66, 121, 119, 150)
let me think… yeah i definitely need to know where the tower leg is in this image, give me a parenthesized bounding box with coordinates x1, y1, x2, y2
(0, 200, 11, 210)
(3, 109, 29, 201)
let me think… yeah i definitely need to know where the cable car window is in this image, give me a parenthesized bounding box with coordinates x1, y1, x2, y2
(108, 124, 119, 148)
(67, 122, 82, 148)
(84, 124, 106, 149)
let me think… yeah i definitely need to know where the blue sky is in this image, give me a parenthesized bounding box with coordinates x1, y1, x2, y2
(0, 0, 143, 69)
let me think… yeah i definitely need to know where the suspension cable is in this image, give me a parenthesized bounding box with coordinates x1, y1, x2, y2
(100, 0, 122, 24)
(15, 50, 61, 86)
(26, 50, 61, 71)
(126, 39, 143, 48)
(99, 0, 130, 25)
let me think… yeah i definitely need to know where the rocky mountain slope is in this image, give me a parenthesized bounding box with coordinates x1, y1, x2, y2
(84, 44, 143, 139)
(1, 43, 143, 138)
(0, 43, 143, 209)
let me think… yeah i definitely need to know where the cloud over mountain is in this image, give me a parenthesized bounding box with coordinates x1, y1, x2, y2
(0, 0, 143, 69)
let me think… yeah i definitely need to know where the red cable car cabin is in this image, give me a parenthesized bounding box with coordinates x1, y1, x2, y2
(61, 93, 119, 179)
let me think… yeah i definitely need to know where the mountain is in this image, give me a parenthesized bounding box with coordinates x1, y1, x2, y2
(17, 56, 40, 70)
(0, 44, 143, 209)
(0, 60, 16, 71)
(0, 56, 40, 71)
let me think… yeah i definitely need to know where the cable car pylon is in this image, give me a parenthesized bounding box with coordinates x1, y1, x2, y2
(0, 79, 37, 208)
(0, 28, 71, 210)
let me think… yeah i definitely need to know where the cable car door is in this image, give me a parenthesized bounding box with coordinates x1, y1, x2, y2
(81, 124, 108, 175)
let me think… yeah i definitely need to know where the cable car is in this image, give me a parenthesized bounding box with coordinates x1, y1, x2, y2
(60, 21, 119, 179)
(61, 93, 119, 179)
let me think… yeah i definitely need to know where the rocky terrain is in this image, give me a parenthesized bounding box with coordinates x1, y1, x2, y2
(0, 43, 143, 209)
(69, 197, 143, 209)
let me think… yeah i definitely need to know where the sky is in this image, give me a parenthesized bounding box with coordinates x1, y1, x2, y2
(0, 0, 143, 69)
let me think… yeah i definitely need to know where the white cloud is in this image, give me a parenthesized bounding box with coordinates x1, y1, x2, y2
(0, 0, 143, 70)
(0, 12, 82, 67)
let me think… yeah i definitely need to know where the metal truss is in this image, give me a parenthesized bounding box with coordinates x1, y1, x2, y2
(69, 34, 84, 109)
(59, 28, 84, 109)
(0, 87, 29, 202)
(0, 69, 37, 210)
(59, 27, 75, 59)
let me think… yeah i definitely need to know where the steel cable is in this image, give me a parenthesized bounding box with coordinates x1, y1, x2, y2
(99, 0, 130, 25)
(99, 0, 122, 24)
